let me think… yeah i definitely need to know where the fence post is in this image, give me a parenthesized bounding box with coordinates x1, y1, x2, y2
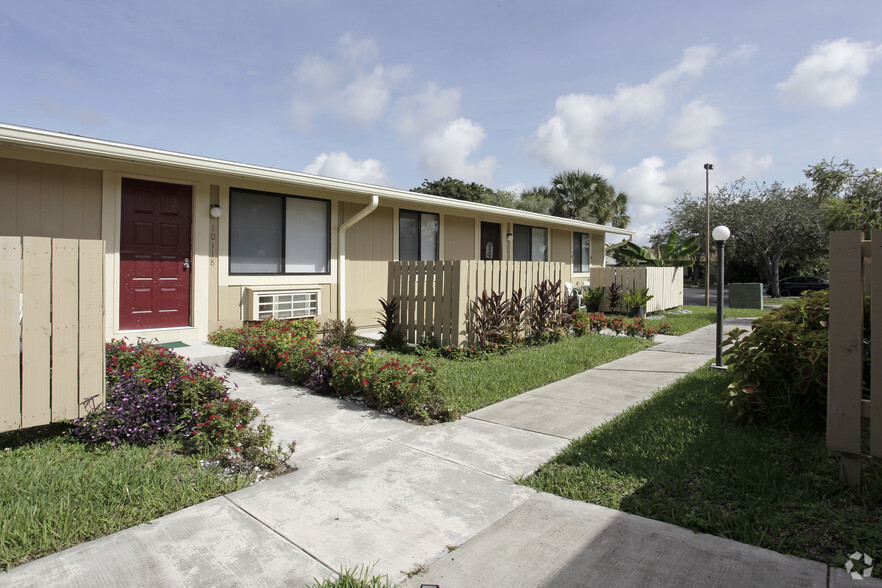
(827, 230, 864, 493)
(0, 237, 22, 431)
(872, 230, 881, 458)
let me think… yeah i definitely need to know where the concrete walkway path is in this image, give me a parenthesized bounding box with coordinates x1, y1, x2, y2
(3, 321, 875, 587)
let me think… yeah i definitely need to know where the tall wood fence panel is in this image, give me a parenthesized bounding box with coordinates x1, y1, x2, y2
(0, 236, 104, 433)
(388, 260, 566, 346)
(828, 230, 880, 493)
(589, 266, 684, 313)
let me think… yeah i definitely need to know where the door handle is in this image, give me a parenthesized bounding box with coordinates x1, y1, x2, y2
(183, 257, 190, 270)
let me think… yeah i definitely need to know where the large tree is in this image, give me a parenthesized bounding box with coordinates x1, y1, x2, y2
(411, 177, 516, 208)
(661, 179, 827, 296)
(804, 159, 882, 234)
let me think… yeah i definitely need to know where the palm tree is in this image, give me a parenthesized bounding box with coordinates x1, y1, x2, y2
(585, 189, 630, 228)
(547, 170, 631, 228)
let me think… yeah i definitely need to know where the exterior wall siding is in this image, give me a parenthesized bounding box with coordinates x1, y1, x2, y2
(444, 214, 475, 260)
(0, 158, 102, 240)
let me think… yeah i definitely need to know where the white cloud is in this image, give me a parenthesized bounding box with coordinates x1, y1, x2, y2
(341, 64, 410, 125)
(303, 152, 390, 185)
(614, 149, 773, 241)
(290, 34, 411, 129)
(419, 118, 497, 184)
(335, 33, 379, 69)
(667, 99, 725, 149)
(393, 82, 461, 139)
(721, 44, 758, 63)
(777, 38, 882, 109)
(528, 45, 717, 172)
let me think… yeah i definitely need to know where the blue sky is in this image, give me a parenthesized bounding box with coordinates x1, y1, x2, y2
(2, 1, 880, 242)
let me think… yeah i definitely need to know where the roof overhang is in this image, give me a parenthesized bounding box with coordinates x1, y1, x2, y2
(0, 122, 634, 237)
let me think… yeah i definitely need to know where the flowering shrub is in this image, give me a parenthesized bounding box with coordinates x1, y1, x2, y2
(656, 321, 674, 335)
(363, 356, 453, 422)
(623, 317, 646, 338)
(227, 326, 454, 423)
(209, 318, 320, 353)
(71, 340, 227, 446)
(189, 398, 295, 471)
(607, 315, 626, 335)
(572, 310, 590, 336)
(588, 312, 609, 333)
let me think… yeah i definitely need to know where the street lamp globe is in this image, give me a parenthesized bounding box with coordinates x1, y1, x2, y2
(712, 225, 730, 242)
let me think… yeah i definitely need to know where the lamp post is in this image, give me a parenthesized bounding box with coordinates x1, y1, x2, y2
(704, 163, 713, 306)
(712, 225, 730, 369)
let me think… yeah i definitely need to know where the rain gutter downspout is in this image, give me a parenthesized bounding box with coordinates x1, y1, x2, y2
(338, 195, 379, 322)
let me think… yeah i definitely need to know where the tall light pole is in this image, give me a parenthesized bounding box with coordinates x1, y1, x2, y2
(703, 163, 713, 306)
(712, 225, 730, 368)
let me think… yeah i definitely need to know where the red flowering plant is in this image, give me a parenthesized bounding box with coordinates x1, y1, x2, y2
(210, 318, 320, 371)
(571, 310, 591, 337)
(607, 315, 626, 335)
(71, 340, 228, 446)
(188, 397, 295, 471)
(588, 312, 609, 333)
(364, 356, 455, 423)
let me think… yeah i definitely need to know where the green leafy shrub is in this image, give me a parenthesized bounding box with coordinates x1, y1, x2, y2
(209, 318, 319, 350)
(583, 286, 605, 312)
(623, 287, 653, 315)
(189, 397, 295, 471)
(323, 318, 359, 348)
(377, 297, 407, 351)
(723, 290, 836, 429)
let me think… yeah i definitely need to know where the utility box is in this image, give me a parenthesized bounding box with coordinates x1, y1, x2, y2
(729, 283, 764, 309)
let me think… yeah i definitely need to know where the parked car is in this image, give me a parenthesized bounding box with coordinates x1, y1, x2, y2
(767, 276, 829, 296)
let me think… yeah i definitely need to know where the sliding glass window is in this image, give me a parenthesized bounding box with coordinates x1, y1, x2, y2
(513, 224, 548, 261)
(399, 210, 439, 261)
(229, 188, 330, 275)
(573, 232, 591, 272)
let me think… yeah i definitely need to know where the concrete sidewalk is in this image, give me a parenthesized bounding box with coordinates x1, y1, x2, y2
(3, 321, 876, 587)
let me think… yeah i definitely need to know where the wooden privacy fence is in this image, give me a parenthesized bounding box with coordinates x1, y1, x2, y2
(589, 266, 684, 313)
(388, 260, 568, 347)
(0, 236, 105, 433)
(827, 230, 881, 493)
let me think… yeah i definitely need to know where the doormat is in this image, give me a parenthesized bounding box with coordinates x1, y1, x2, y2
(159, 341, 189, 349)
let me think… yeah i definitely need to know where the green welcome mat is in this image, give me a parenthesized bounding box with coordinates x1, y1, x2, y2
(158, 341, 189, 349)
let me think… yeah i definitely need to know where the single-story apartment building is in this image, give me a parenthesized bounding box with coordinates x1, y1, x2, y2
(0, 123, 634, 344)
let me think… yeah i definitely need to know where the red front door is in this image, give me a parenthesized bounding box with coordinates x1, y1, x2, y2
(120, 178, 192, 330)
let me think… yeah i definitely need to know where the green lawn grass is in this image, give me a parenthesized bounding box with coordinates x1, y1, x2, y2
(522, 366, 882, 576)
(648, 304, 770, 335)
(0, 425, 257, 571)
(382, 333, 652, 415)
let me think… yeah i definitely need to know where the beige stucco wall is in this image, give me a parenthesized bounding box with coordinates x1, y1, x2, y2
(0, 158, 102, 239)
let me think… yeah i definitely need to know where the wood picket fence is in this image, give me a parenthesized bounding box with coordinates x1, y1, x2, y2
(588, 266, 684, 313)
(0, 236, 104, 432)
(388, 260, 567, 347)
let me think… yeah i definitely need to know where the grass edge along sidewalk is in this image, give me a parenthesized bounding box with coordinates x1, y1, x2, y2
(522, 365, 882, 578)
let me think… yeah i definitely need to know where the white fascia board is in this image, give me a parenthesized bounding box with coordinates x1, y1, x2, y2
(0, 122, 634, 237)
